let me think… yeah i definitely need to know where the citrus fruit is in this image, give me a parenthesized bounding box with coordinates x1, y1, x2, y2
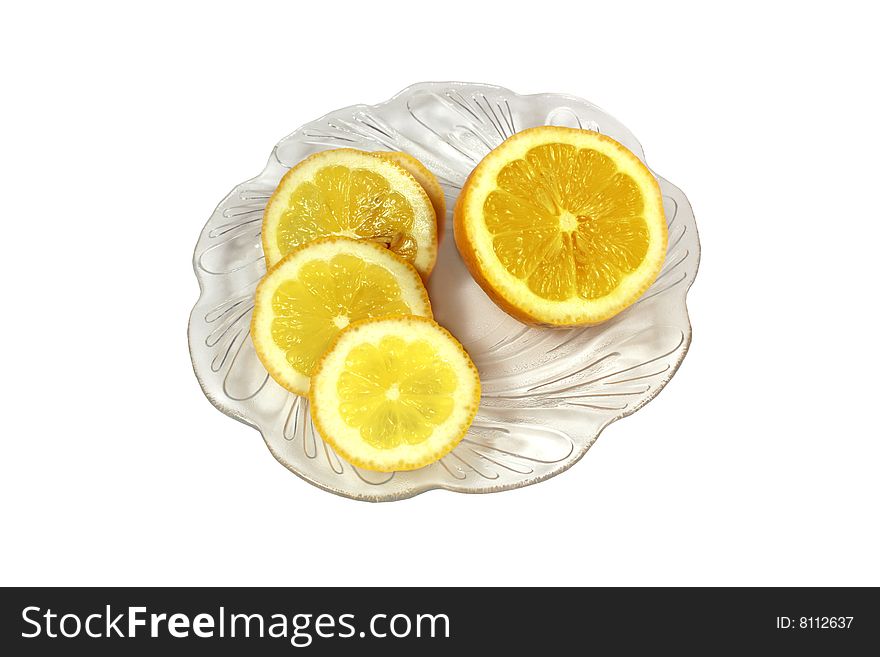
(261, 148, 438, 277)
(310, 316, 481, 472)
(454, 126, 667, 326)
(374, 151, 447, 243)
(251, 237, 432, 396)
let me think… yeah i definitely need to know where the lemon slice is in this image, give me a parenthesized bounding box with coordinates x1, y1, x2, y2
(262, 148, 438, 277)
(454, 126, 667, 326)
(310, 316, 481, 472)
(373, 151, 447, 243)
(251, 237, 432, 395)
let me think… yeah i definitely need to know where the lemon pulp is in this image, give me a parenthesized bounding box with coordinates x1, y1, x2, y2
(278, 165, 418, 261)
(485, 143, 650, 301)
(337, 336, 457, 448)
(270, 253, 412, 379)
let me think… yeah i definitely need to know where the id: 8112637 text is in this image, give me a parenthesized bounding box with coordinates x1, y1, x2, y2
(776, 617, 853, 630)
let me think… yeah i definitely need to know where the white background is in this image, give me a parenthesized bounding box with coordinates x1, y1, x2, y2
(2, 1, 878, 587)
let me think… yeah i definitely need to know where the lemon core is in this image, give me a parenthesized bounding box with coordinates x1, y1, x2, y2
(559, 211, 579, 232)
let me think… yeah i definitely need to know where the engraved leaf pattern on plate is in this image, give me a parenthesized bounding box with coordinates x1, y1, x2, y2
(188, 82, 700, 501)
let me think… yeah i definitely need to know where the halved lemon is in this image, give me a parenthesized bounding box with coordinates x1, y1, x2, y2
(251, 237, 432, 396)
(374, 151, 447, 243)
(262, 148, 438, 277)
(454, 126, 667, 326)
(310, 316, 481, 472)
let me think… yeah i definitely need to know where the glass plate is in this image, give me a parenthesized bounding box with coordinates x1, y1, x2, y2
(188, 81, 700, 501)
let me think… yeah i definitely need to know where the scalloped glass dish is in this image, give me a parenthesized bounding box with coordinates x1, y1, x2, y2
(188, 82, 700, 501)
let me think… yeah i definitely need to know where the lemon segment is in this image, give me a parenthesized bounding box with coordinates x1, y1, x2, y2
(262, 148, 438, 277)
(251, 237, 432, 396)
(310, 316, 481, 472)
(454, 126, 667, 326)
